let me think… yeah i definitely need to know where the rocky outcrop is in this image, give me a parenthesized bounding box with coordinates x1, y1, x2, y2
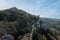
(0, 34, 14, 40)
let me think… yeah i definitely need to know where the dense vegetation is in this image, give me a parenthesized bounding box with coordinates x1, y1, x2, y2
(0, 7, 60, 40)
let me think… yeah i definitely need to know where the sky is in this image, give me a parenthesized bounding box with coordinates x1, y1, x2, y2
(0, 0, 60, 19)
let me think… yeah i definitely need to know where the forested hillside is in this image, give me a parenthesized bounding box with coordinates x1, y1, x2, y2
(0, 7, 60, 40)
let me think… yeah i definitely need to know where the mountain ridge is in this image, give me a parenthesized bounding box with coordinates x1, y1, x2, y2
(0, 7, 60, 40)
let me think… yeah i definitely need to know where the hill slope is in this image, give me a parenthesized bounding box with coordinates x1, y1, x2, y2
(0, 7, 60, 40)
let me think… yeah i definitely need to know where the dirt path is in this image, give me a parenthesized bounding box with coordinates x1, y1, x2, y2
(21, 25, 34, 40)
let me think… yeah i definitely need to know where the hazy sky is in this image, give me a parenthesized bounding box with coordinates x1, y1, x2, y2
(0, 0, 60, 19)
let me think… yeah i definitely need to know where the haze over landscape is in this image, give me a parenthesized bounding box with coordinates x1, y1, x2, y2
(0, 0, 60, 19)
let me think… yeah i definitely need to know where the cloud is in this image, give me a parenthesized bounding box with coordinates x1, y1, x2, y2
(0, 0, 14, 10)
(0, 0, 60, 19)
(33, 0, 60, 19)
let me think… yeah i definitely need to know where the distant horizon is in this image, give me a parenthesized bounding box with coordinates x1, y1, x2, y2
(0, 0, 60, 19)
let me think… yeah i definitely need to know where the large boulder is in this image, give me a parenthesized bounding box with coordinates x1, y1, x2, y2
(1, 34, 14, 40)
